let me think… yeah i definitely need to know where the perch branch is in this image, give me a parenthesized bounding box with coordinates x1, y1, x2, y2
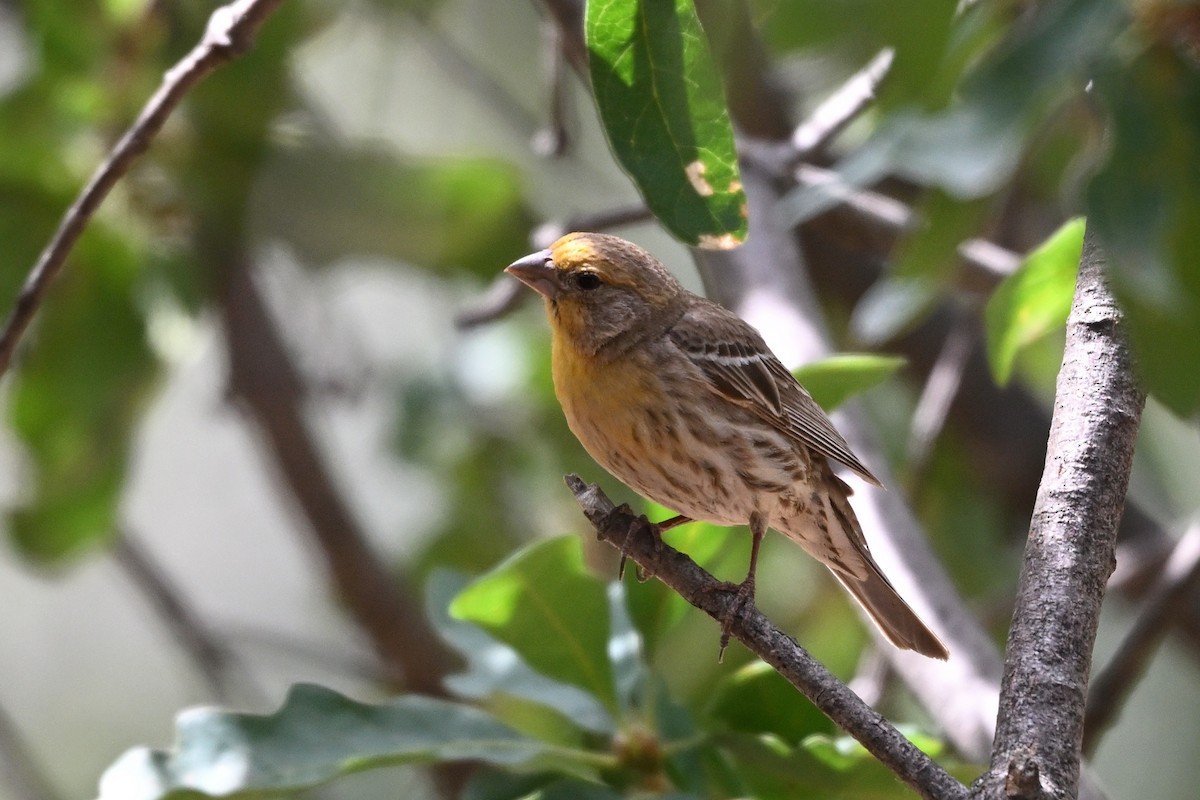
(566, 474, 968, 800)
(0, 0, 287, 378)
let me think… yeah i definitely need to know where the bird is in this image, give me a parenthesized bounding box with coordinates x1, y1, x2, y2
(505, 231, 948, 660)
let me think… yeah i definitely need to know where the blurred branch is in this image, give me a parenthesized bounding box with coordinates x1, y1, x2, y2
(532, 0, 587, 74)
(790, 164, 1022, 281)
(531, 204, 653, 247)
(978, 231, 1144, 800)
(224, 624, 382, 682)
(219, 258, 467, 795)
(906, 311, 979, 481)
(532, 11, 571, 156)
(0, 0, 287, 379)
(566, 474, 968, 800)
(113, 532, 252, 703)
(792, 48, 894, 156)
(406, 12, 541, 141)
(220, 259, 457, 696)
(1083, 520, 1200, 756)
(0, 701, 59, 800)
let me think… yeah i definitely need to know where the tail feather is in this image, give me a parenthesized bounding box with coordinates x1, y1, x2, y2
(781, 471, 949, 660)
(831, 564, 949, 660)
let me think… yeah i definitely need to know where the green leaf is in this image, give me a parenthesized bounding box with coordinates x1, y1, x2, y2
(706, 661, 833, 744)
(792, 354, 907, 411)
(450, 536, 619, 714)
(586, 0, 747, 248)
(97, 685, 589, 800)
(984, 217, 1084, 385)
(6, 226, 157, 563)
(820, 0, 1125, 199)
(427, 570, 615, 734)
(1088, 46, 1200, 415)
(802, 728, 943, 772)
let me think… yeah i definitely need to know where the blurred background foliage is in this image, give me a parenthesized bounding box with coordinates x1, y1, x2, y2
(0, 0, 1199, 798)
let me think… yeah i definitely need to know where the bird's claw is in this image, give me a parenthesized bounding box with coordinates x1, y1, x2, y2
(616, 513, 660, 582)
(701, 578, 756, 662)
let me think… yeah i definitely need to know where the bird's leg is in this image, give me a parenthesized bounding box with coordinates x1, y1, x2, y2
(717, 511, 767, 661)
(616, 513, 692, 581)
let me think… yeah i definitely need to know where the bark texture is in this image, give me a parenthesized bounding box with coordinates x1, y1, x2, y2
(974, 231, 1144, 799)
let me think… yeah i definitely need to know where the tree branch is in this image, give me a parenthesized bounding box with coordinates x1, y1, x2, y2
(976, 230, 1144, 800)
(220, 258, 467, 795)
(220, 258, 457, 696)
(565, 474, 968, 800)
(0, 0, 287, 379)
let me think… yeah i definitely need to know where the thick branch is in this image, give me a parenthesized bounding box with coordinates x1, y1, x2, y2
(566, 475, 968, 800)
(977, 231, 1144, 800)
(0, 0, 287, 378)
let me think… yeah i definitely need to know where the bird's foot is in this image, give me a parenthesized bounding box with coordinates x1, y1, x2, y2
(701, 577, 756, 662)
(614, 512, 661, 582)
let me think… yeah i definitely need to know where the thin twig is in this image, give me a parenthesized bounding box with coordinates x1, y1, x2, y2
(112, 532, 252, 703)
(406, 12, 541, 140)
(531, 12, 571, 156)
(792, 164, 1021, 280)
(566, 474, 968, 800)
(0, 0, 287, 378)
(224, 624, 383, 682)
(793, 48, 894, 156)
(906, 310, 979, 480)
(1083, 520, 1200, 756)
(977, 229, 1144, 800)
(532, 204, 654, 248)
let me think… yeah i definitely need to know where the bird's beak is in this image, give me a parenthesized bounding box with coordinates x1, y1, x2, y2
(505, 249, 559, 298)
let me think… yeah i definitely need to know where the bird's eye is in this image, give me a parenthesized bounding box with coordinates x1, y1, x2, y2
(575, 271, 602, 290)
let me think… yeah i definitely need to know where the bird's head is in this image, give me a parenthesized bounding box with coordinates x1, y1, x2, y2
(505, 232, 685, 354)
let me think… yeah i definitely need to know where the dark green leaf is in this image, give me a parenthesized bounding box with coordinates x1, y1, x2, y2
(7, 226, 156, 562)
(706, 661, 833, 744)
(1088, 46, 1200, 415)
(792, 354, 907, 411)
(450, 536, 619, 714)
(586, 0, 747, 247)
(97, 685, 591, 799)
(984, 217, 1083, 385)
(822, 0, 1125, 198)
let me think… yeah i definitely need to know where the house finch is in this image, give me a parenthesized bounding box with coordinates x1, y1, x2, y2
(506, 232, 948, 660)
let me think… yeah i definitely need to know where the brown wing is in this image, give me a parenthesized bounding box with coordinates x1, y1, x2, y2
(668, 300, 882, 487)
